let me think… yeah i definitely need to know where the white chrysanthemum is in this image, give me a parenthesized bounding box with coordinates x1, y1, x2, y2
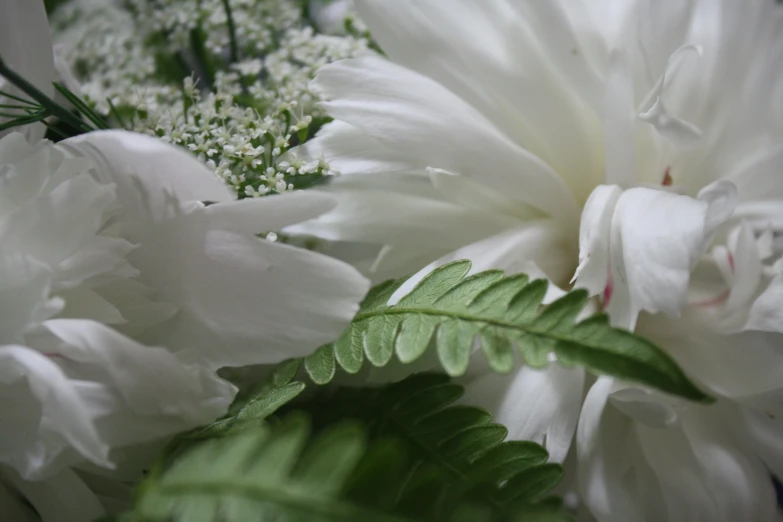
(0, 129, 368, 522)
(289, 0, 783, 519)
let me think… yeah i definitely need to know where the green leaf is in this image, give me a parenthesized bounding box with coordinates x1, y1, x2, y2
(436, 319, 477, 376)
(495, 464, 564, 504)
(335, 323, 365, 374)
(397, 260, 471, 307)
(468, 274, 530, 316)
(305, 344, 336, 385)
(308, 261, 712, 402)
(364, 315, 402, 367)
(479, 328, 515, 374)
(395, 314, 439, 363)
(183, 382, 306, 441)
(434, 270, 505, 309)
(272, 358, 303, 387)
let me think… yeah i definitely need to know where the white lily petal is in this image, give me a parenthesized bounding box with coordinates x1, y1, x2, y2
(0, 0, 55, 142)
(572, 184, 622, 295)
(0, 345, 109, 479)
(461, 363, 584, 463)
(605, 187, 709, 330)
(312, 56, 579, 222)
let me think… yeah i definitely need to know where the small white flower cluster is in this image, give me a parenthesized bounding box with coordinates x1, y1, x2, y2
(51, 0, 176, 115)
(50, 0, 372, 197)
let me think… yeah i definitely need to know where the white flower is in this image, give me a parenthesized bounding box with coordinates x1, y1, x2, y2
(288, 0, 783, 519)
(0, 130, 368, 522)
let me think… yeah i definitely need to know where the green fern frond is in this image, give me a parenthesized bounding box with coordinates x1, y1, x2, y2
(129, 374, 572, 522)
(295, 373, 564, 516)
(305, 261, 712, 402)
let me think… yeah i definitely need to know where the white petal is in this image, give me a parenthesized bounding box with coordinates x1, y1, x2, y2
(201, 191, 338, 236)
(0, 172, 118, 270)
(0, 345, 110, 479)
(132, 209, 370, 368)
(741, 407, 783, 481)
(44, 319, 234, 423)
(697, 179, 738, 240)
(577, 378, 645, 521)
(745, 270, 783, 333)
(0, 0, 55, 142)
(312, 56, 579, 222)
(608, 386, 680, 429)
(353, 0, 605, 198)
(461, 363, 584, 463)
(427, 167, 541, 222)
(287, 187, 518, 253)
(4, 467, 105, 522)
(675, 405, 778, 522)
(389, 223, 574, 306)
(0, 258, 59, 345)
(724, 222, 762, 312)
(572, 184, 622, 295)
(57, 130, 233, 231)
(729, 145, 783, 203)
(603, 50, 637, 187)
(640, 313, 783, 398)
(637, 45, 704, 147)
(297, 120, 413, 176)
(605, 187, 709, 329)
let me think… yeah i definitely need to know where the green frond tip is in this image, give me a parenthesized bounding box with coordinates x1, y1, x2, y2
(305, 260, 713, 403)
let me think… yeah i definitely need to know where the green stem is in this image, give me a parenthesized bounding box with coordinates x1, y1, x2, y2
(221, 0, 240, 64)
(0, 56, 90, 132)
(189, 27, 215, 90)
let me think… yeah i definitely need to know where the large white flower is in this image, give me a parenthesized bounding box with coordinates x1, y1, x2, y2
(0, 130, 368, 522)
(288, 0, 783, 519)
